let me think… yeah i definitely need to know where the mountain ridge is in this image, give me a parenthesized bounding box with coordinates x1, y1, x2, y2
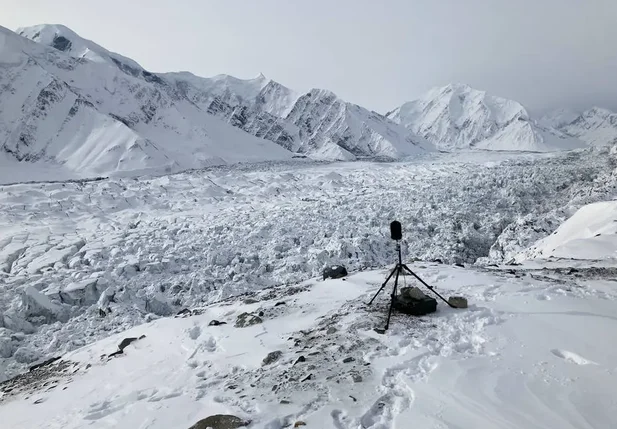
(4, 23, 617, 183)
(386, 83, 587, 152)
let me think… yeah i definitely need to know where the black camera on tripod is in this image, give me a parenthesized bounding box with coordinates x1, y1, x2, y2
(367, 221, 455, 333)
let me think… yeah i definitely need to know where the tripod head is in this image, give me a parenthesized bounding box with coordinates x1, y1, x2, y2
(390, 221, 402, 241)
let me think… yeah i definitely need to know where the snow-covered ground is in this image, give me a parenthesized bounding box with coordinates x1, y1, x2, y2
(1, 264, 616, 428)
(515, 200, 617, 262)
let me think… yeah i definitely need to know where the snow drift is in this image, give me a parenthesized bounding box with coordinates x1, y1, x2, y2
(516, 200, 617, 261)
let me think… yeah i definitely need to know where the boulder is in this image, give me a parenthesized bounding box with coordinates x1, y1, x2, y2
(235, 312, 263, 328)
(189, 414, 249, 429)
(400, 287, 428, 300)
(262, 350, 283, 366)
(448, 296, 468, 308)
(323, 265, 348, 280)
(393, 290, 437, 316)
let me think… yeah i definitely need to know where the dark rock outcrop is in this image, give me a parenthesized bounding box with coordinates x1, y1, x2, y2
(262, 351, 283, 366)
(322, 265, 348, 280)
(188, 414, 249, 429)
(235, 313, 263, 328)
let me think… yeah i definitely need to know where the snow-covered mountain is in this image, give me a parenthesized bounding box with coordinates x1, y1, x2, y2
(1, 25, 295, 180)
(551, 107, 617, 147)
(286, 89, 432, 160)
(387, 83, 585, 152)
(3, 24, 432, 182)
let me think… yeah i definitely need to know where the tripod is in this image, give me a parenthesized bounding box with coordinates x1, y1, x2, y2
(367, 240, 455, 332)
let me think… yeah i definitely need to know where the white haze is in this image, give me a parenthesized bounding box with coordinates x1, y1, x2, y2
(3, 0, 617, 113)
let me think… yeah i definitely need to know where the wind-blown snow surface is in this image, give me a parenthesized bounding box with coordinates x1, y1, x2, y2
(387, 84, 585, 152)
(516, 200, 617, 261)
(1, 266, 616, 429)
(1, 149, 616, 381)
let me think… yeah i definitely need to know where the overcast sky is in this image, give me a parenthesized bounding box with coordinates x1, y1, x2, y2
(3, 0, 617, 113)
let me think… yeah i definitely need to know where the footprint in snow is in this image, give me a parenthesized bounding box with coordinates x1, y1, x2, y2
(187, 325, 201, 340)
(551, 349, 598, 365)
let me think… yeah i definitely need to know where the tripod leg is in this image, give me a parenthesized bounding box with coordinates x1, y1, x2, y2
(402, 264, 456, 308)
(367, 265, 397, 305)
(384, 266, 401, 330)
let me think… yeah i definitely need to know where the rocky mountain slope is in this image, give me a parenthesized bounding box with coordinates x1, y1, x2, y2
(3, 23, 431, 182)
(555, 107, 617, 147)
(387, 83, 585, 152)
(1, 25, 295, 181)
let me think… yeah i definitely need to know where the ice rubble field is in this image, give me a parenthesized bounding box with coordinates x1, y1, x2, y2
(0, 149, 617, 428)
(1, 149, 616, 379)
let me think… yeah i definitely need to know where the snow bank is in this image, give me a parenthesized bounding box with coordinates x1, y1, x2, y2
(516, 200, 617, 261)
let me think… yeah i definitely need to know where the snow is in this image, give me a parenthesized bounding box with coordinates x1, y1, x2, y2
(2, 21, 617, 429)
(388, 83, 587, 152)
(0, 148, 616, 381)
(515, 200, 617, 262)
(1, 265, 616, 428)
(17, 24, 144, 72)
(1, 24, 296, 183)
(560, 107, 617, 147)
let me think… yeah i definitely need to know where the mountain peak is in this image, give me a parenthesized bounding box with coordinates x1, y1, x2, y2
(386, 85, 585, 152)
(17, 23, 144, 74)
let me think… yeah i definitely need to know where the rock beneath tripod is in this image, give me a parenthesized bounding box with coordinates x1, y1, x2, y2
(400, 287, 427, 300)
(394, 287, 437, 316)
(323, 265, 348, 280)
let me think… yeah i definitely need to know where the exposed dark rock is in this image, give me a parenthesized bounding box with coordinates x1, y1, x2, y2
(29, 356, 61, 372)
(448, 296, 468, 309)
(342, 357, 354, 363)
(294, 355, 306, 365)
(235, 313, 263, 328)
(118, 337, 138, 352)
(209, 320, 227, 326)
(243, 298, 259, 304)
(275, 301, 286, 306)
(51, 35, 72, 52)
(262, 351, 283, 366)
(188, 414, 249, 429)
(176, 308, 192, 317)
(393, 289, 437, 316)
(323, 265, 348, 280)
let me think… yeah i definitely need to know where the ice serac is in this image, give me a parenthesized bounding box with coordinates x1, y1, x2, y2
(286, 88, 433, 160)
(1, 24, 294, 181)
(388, 83, 585, 152)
